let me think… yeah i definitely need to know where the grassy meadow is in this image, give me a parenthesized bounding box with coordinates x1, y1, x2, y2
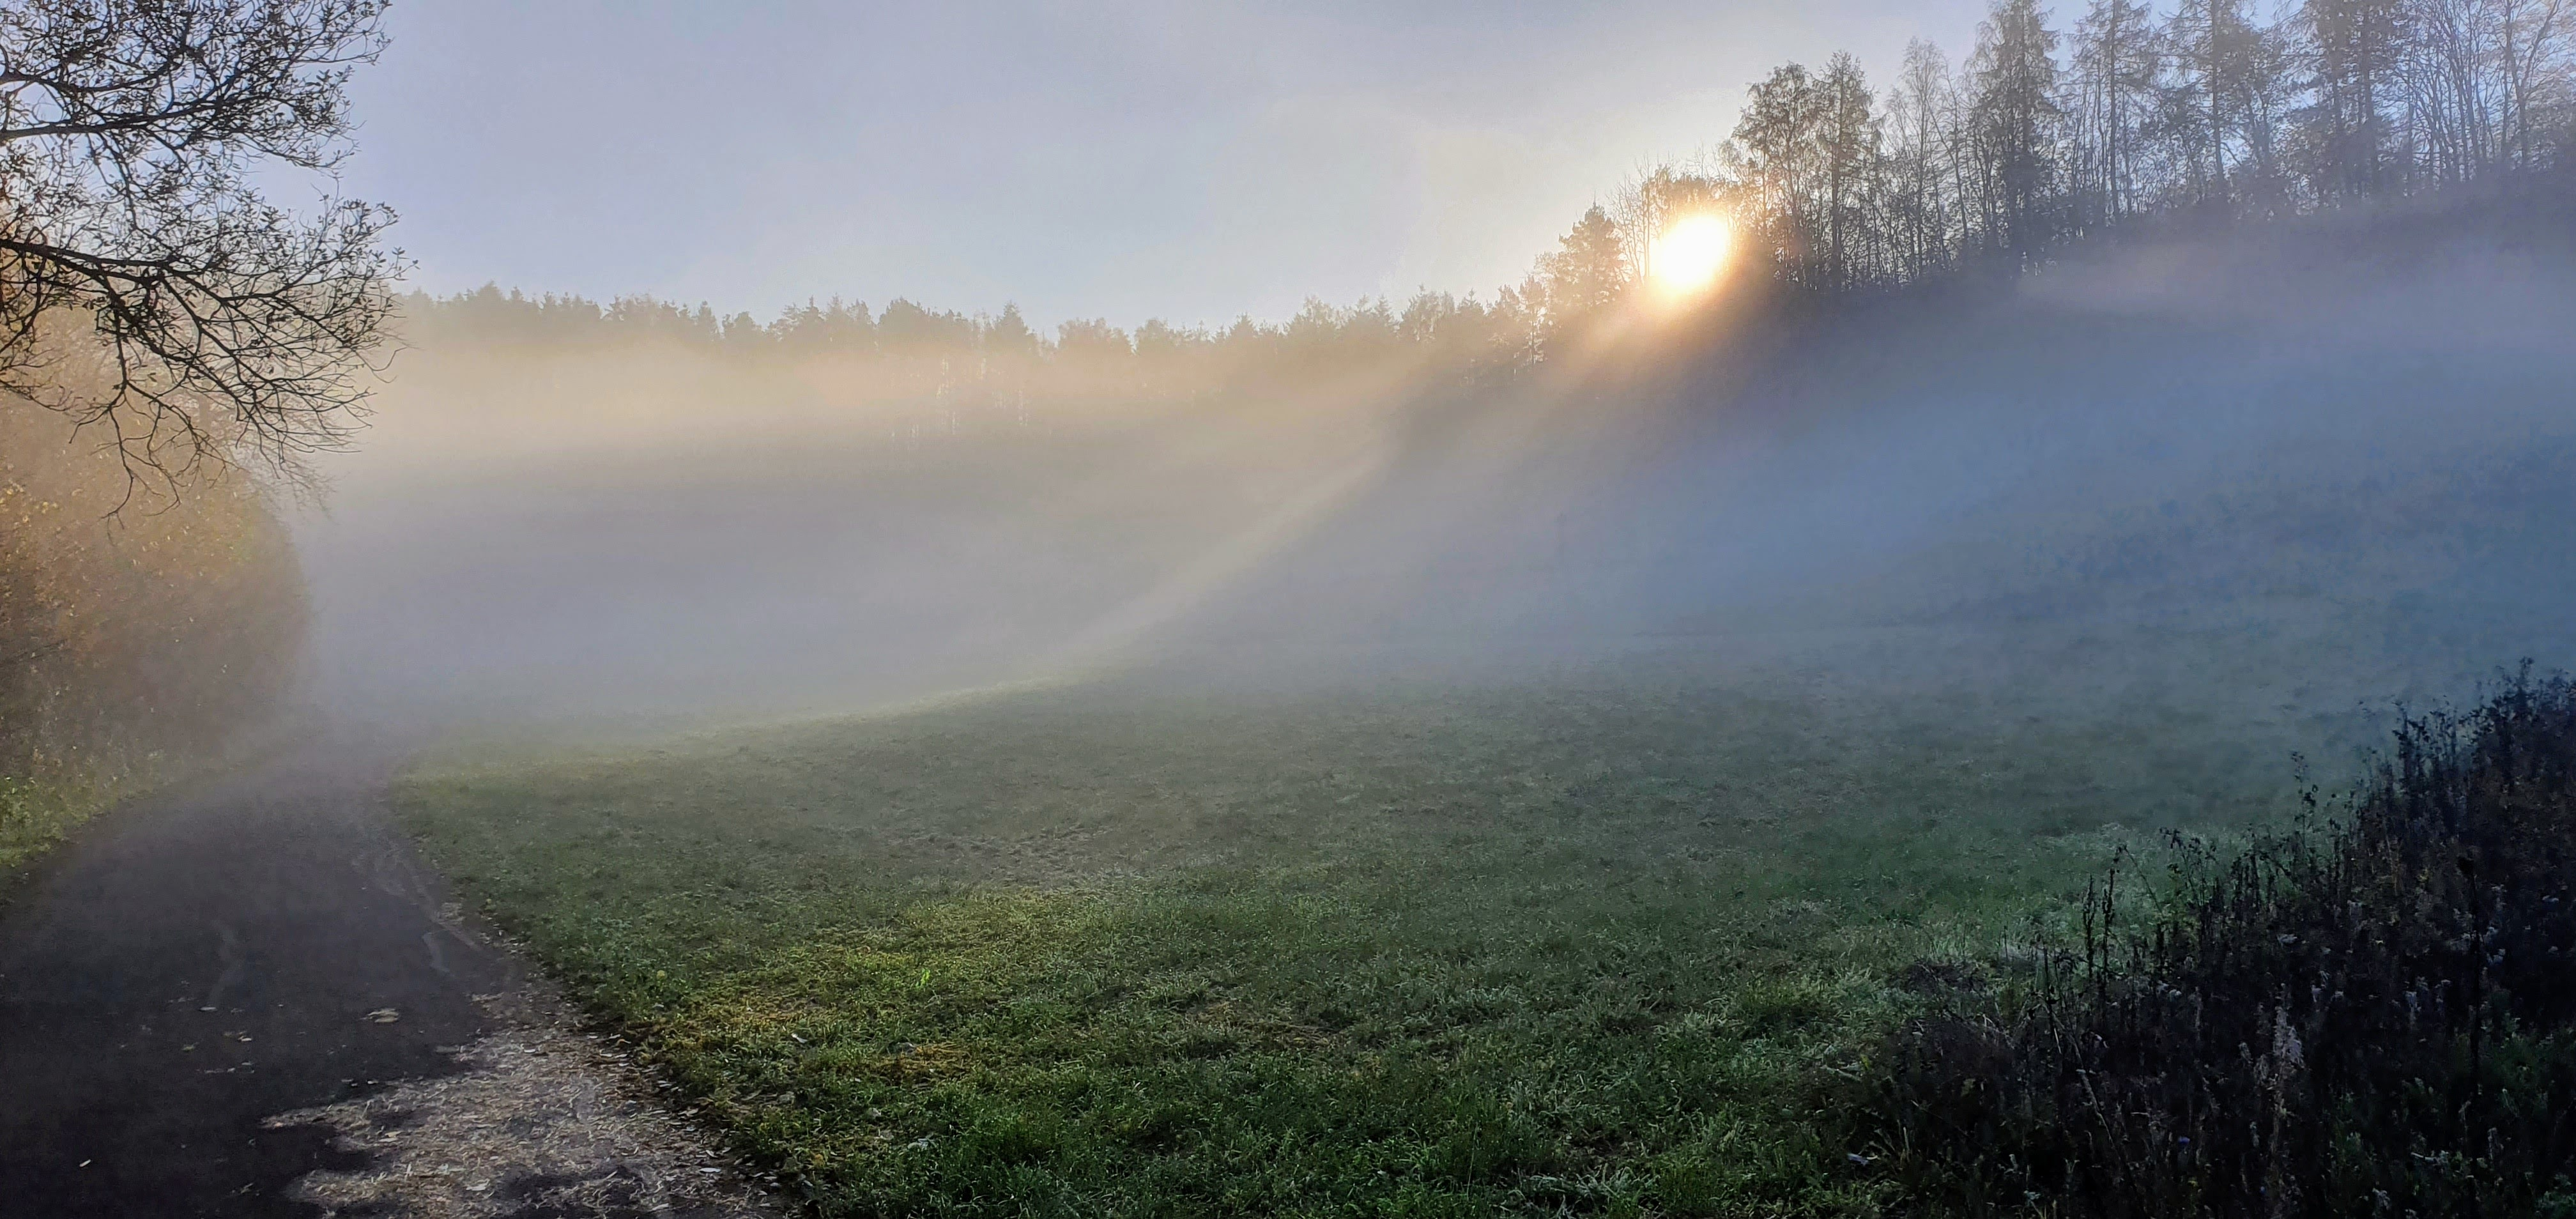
(390, 629, 2418, 1217)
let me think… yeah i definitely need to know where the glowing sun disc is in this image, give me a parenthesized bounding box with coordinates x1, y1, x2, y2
(1650, 215, 1733, 295)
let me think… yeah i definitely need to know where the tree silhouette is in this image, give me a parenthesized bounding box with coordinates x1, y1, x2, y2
(1970, 0, 2065, 265)
(0, 0, 401, 483)
(1542, 204, 1630, 322)
(1817, 52, 1883, 290)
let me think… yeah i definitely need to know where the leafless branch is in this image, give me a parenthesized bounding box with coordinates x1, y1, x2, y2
(0, 0, 399, 496)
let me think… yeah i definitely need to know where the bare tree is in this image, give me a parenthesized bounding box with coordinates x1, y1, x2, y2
(1816, 51, 1883, 289)
(1885, 39, 1957, 280)
(2072, 0, 2162, 226)
(2496, 0, 2572, 168)
(1731, 63, 1836, 288)
(2404, 0, 2503, 180)
(2165, 0, 2271, 209)
(0, 0, 399, 487)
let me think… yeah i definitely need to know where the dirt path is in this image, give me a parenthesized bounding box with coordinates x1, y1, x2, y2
(0, 739, 776, 1218)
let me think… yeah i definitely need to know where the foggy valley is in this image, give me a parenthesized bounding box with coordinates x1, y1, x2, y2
(306, 208, 2576, 737)
(6, 2, 2576, 1216)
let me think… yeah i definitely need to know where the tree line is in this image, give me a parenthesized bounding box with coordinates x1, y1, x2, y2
(1620, 0, 2574, 292)
(401, 285, 1558, 420)
(416, 0, 2572, 396)
(11, 0, 2573, 471)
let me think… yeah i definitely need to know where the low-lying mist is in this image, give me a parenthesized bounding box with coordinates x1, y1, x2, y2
(297, 206, 2576, 745)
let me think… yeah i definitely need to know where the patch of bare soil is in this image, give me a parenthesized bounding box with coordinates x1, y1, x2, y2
(266, 988, 783, 1219)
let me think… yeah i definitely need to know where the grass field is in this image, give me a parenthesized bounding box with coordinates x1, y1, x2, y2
(396, 641, 2381, 1216)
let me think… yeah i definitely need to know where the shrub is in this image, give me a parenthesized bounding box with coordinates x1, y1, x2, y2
(1, 392, 305, 861)
(1874, 668, 2576, 1218)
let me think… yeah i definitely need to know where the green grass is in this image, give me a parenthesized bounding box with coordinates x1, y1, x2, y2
(0, 770, 116, 877)
(397, 654, 2358, 1216)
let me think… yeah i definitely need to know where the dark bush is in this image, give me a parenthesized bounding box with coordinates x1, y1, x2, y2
(1874, 668, 2576, 1217)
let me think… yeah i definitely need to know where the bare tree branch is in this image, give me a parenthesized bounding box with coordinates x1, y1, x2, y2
(0, 0, 399, 493)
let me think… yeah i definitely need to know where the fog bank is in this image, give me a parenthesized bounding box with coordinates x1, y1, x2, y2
(296, 212, 2576, 739)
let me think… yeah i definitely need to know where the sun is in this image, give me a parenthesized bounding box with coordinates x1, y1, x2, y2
(1648, 214, 1733, 296)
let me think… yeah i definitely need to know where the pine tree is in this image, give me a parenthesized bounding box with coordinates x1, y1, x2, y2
(1969, 0, 2065, 264)
(1542, 205, 1632, 321)
(2300, 0, 2410, 197)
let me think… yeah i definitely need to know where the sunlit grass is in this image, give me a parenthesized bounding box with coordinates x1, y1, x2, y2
(397, 654, 2357, 1215)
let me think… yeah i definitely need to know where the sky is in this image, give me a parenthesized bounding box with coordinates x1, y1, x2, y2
(337, 0, 1986, 331)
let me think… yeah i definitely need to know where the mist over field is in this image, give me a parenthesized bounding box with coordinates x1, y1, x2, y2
(321, 201, 2576, 1218)
(12, 2, 2576, 1215)
(297, 207, 2576, 740)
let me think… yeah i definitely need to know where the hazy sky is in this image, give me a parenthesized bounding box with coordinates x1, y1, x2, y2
(341, 1, 1984, 330)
